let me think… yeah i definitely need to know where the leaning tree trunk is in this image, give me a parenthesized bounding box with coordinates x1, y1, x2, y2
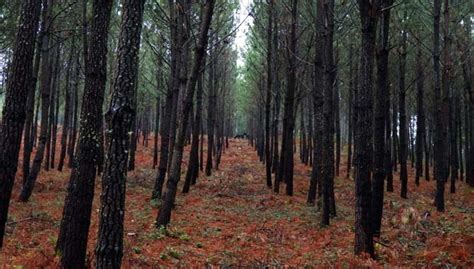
(156, 0, 215, 226)
(19, 0, 56, 202)
(152, 0, 183, 199)
(56, 1, 113, 267)
(183, 61, 205, 193)
(0, 0, 41, 248)
(95, 0, 145, 266)
(22, 27, 43, 183)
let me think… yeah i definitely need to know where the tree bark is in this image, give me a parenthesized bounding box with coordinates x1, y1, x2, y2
(56, 1, 113, 267)
(371, 0, 392, 237)
(0, 0, 41, 248)
(19, 0, 56, 202)
(95, 0, 145, 266)
(433, 0, 448, 211)
(354, 0, 379, 258)
(22, 26, 43, 182)
(280, 0, 297, 196)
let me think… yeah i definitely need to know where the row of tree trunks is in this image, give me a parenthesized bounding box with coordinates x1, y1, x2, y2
(276, 0, 297, 196)
(264, 0, 274, 188)
(156, 0, 215, 226)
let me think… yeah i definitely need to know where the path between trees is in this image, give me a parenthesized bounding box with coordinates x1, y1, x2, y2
(0, 139, 472, 267)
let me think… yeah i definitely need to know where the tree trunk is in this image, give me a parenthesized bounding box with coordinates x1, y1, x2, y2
(398, 29, 408, 199)
(153, 95, 161, 169)
(56, 1, 113, 267)
(95, 0, 145, 266)
(152, 0, 183, 199)
(22, 27, 43, 183)
(67, 49, 80, 169)
(0, 0, 41, 248)
(433, 0, 449, 211)
(127, 83, 138, 171)
(335, 52, 341, 177)
(354, 0, 378, 258)
(206, 33, 216, 177)
(308, 0, 324, 204)
(183, 64, 205, 193)
(371, 0, 392, 237)
(265, 0, 274, 188)
(281, 0, 297, 196)
(58, 37, 75, 171)
(19, 0, 56, 202)
(415, 40, 425, 186)
(47, 49, 61, 171)
(460, 21, 473, 187)
(320, 0, 336, 225)
(385, 84, 393, 192)
(347, 44, 354, 179)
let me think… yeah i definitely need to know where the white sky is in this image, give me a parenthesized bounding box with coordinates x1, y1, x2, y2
(234, 0, 254, 67)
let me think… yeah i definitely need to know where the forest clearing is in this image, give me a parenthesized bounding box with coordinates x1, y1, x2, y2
(0, 0, 473, 268)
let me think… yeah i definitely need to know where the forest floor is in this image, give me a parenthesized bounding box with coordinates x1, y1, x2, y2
(0, 139, 473, 268)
